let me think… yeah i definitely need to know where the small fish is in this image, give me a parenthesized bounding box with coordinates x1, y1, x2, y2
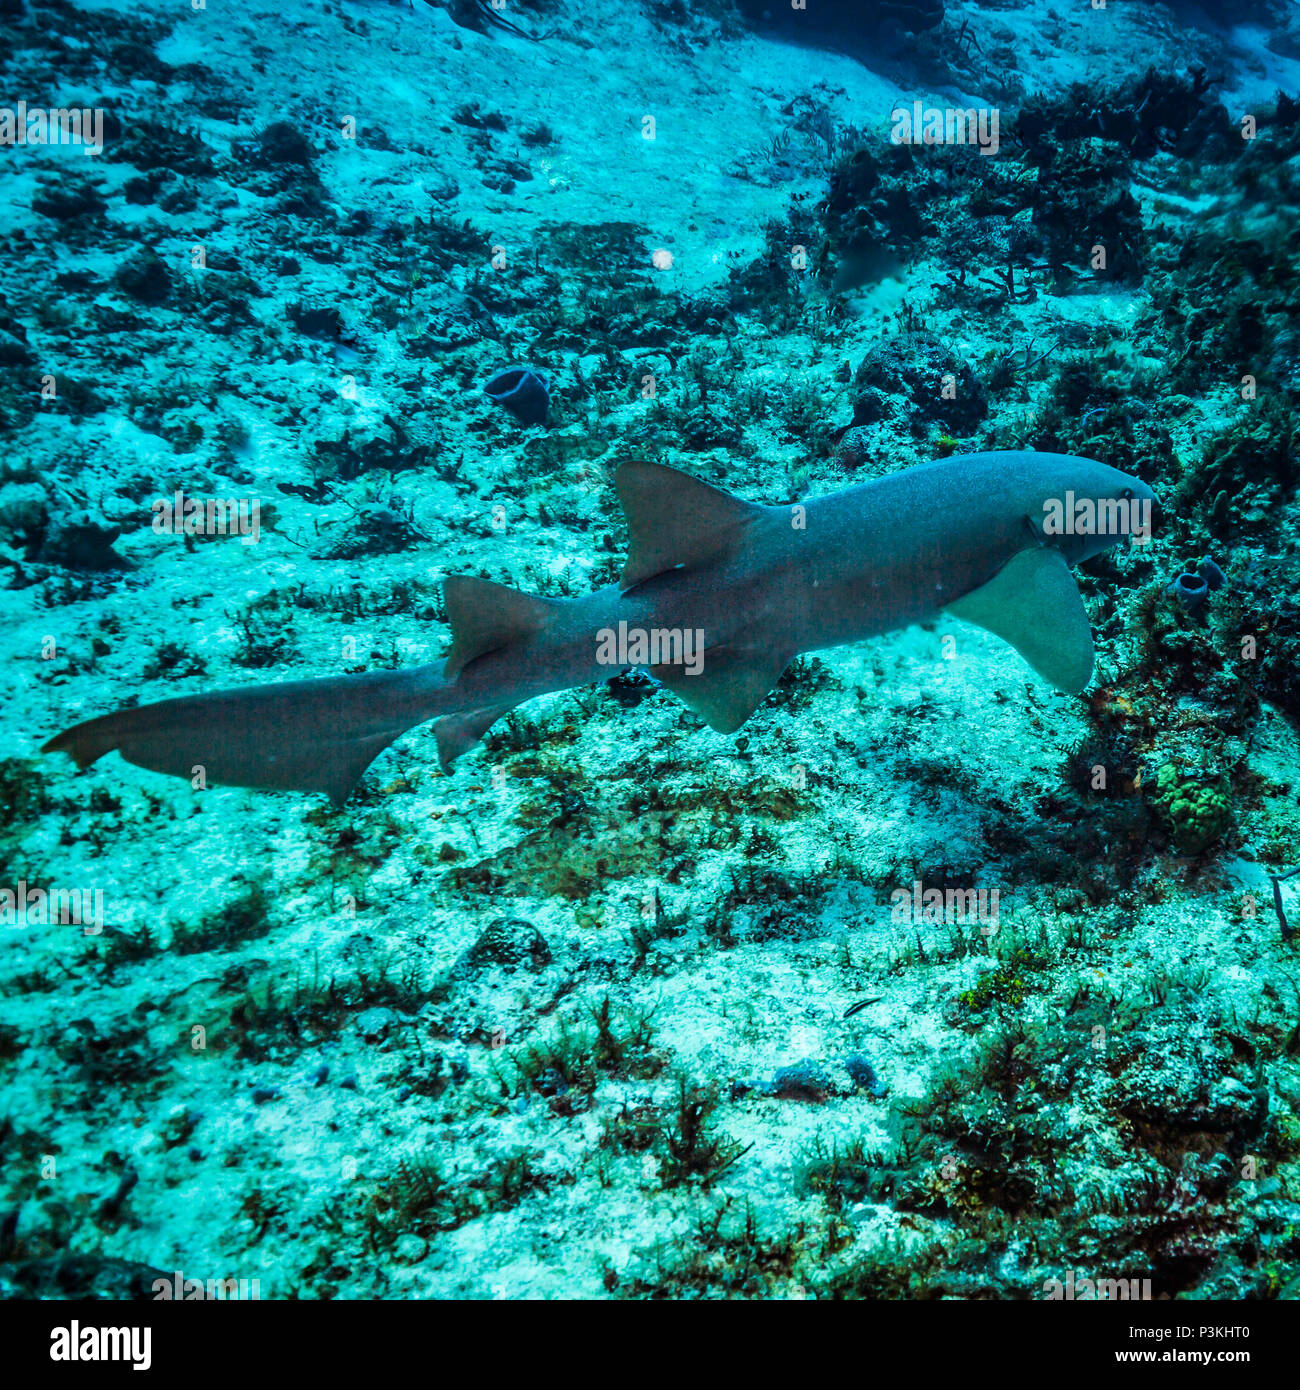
(842, 997, 883, 1019)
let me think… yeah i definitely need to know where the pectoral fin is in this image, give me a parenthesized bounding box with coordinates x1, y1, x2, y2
(945, 547, 1094, 694)
(654, 645, 794, 733)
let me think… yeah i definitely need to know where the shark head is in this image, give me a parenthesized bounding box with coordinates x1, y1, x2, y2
(940, 452, 1158, 697)
(1018, 453, 1156, 564)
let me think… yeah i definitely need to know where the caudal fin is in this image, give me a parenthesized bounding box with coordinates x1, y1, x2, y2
(43, 665, 446, 804)
(44, 574, 564, 802)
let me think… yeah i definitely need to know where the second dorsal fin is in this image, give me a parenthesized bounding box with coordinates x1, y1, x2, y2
(441, 575, 559, 678)
(614, 461, 763, 590)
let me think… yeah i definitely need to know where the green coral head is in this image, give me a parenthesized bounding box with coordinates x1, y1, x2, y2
(1150, 761, 1232, 855)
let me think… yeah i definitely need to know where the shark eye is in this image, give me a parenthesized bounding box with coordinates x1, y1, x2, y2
(1120, 488, 1133, 500)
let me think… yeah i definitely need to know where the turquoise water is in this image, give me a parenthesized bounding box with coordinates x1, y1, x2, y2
(1, 0, 1299, 1301)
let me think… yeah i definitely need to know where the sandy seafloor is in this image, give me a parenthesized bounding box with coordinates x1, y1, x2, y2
(2, 0, 1300, 1299)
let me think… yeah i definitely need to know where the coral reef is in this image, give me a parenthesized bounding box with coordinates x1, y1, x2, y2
(1, 0, 1298, 1312)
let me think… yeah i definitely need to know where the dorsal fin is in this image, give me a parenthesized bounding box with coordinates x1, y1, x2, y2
(441, 575, 558, 677)
(614, 461, 763, 590)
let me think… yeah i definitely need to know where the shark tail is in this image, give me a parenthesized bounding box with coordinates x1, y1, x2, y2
(42, 571, 562, 802)
(42, 665, 449, 805)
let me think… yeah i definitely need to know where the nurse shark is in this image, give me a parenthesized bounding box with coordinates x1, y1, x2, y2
(43, 451, 1154, 804)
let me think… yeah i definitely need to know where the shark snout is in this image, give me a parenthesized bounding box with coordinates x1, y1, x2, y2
(1035, 460, 1157, 560)
(1116, 471, 1156, 515)
(1126, 476, 1156, 506)
(1111, 471, 1156, 544)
